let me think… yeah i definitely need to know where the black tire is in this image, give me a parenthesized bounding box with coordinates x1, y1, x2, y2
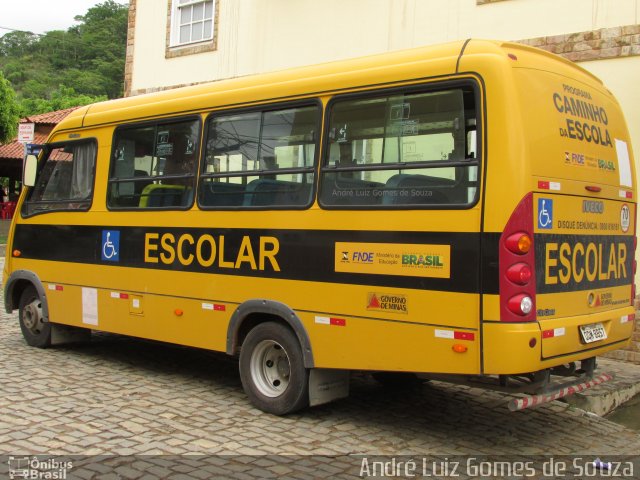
(372, 371, 424, 389)
(18, 286, 51, 348)
(239, 322, 309, 415)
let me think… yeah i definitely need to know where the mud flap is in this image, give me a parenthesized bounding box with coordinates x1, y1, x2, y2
(309, 369, 350, 407)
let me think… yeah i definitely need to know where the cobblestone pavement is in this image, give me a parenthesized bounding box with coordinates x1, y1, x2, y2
(1, 260, 639, 478)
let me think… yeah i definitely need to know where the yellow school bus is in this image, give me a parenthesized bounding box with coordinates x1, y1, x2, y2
(4, 39, 636, 414)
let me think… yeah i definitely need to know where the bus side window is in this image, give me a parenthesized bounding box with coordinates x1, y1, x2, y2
(198, 104, 319, 209)
(319, 85, 480, 209)
(22, 140, 97, 216)
(107, 118, 200, 209)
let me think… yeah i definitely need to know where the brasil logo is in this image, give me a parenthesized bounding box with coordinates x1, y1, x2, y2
(402, 254, 444, 268)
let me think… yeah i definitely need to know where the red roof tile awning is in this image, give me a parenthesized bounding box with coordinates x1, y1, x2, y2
(0, 107, 80, 162)
(0, 132, 50, 160)
(21, 107, 80, 125)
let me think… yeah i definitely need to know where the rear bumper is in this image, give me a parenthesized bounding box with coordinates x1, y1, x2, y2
(539, 308, 635, 359)
(482, 308, 634, 374)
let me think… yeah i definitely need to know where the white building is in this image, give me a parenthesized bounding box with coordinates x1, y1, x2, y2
(125, 0, 639, 176)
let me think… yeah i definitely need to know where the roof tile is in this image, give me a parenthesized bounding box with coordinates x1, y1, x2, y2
(1, 108, 79, 160)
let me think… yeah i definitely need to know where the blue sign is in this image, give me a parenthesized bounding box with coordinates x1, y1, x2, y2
(26, 143, 43, 156)
(537, 198, 553, 230)
(101, 230, 120, 262)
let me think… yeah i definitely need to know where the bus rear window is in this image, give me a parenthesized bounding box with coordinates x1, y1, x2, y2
(319, 85, 479, 208)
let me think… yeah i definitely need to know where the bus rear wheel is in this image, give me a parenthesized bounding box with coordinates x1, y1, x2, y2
(18, 286, 51, 348)
(239, 322, 309, 415)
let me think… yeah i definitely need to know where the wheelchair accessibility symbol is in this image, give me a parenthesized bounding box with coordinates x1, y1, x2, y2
(537, 198, 553, 230)
(101, 230, 120, 262)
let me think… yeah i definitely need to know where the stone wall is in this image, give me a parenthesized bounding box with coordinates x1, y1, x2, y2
(603, 299, 640, 364)
(517, 25, 640, 62)
(124, 0, 137, 98)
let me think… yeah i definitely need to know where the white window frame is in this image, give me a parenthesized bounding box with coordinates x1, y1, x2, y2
(170, 0, 216, 47)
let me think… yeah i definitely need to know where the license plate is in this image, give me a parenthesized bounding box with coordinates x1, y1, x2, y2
(579, 323, 607, 344)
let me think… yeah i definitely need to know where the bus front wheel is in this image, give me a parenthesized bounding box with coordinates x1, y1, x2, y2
(18, 286, 51, 348)
(239, 322, 309, 415)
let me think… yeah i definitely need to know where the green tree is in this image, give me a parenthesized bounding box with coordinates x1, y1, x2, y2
(72, 0, 129, 98)
(0, 70, 20, 143)
(0, 30, 38, 58)
(0, 1, 128, 116)
(18, 85, 107, 117)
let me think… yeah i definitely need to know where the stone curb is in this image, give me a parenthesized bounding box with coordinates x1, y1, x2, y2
(561, 358, 640, 417)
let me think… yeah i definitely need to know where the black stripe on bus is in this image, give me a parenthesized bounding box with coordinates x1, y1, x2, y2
(13, 224, 500, 295)
(534, 233, 634, 294)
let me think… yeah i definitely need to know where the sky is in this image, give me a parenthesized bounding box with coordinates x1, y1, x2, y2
(0, 0, 129, 37)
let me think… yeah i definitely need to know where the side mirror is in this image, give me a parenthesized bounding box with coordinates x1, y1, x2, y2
(23, 154, 38, 187)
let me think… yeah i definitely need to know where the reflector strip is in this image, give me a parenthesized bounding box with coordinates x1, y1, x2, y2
(621, 314, 634, 324)
(542, 327, 565, 339)
(435, 329, 475, 341)
(48, 284, 63, 291)
(454, 331, 475, 341)
(538, 181, 560, 191)
(508, 373, 612, 411)
(202, 303, 226, 311)
(315, 316, 346, 326)
(110, 292, 129, 299)
(620, 190, 633, 199)
(435, 329, 454, 339)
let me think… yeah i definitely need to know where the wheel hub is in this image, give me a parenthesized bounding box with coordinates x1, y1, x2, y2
(250, 340, 291, 397)
(277, 356, 290, 378)
(22, 301, 43, 333)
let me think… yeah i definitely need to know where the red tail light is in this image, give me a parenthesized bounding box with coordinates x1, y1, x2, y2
(500, 193, 536, 322)
(506, 263, 532, 285)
